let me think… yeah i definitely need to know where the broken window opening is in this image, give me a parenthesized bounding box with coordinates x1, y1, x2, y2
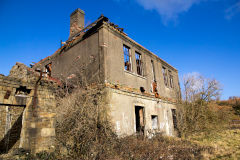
(15, 86, 31, 95)
(151, 60, 158, 95)
(135, 52, 143, 76)
(162, 67, 168, 87)
(169, 70, 174, 88)
(15, 86, 31, 105)
(123, 45, 132, 71)
(151, 60, 156, 81)
(135, 106, 144, 135)
(44, 63, 52, 77)
(171, 109, 178, 130)
(151, 115, 158, 130)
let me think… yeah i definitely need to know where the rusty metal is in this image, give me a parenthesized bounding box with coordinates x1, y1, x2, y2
(152, 81, 159, 98)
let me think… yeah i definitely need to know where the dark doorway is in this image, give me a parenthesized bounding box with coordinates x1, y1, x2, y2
(171, 109, 177, 130)
(135, 106, 144, 135)
(171, 109, 180, 137)
(0, 112, 23, 154)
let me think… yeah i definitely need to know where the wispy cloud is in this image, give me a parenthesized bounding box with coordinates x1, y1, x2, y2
(136, 0, 203, 24)
(113, 0, 239, 24)
(225, 1, 240, 20)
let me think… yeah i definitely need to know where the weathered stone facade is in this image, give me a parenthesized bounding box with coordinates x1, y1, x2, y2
(0, 8, 181, 154)
(0, 63, 57, 154)
(34, 9, 181, 137)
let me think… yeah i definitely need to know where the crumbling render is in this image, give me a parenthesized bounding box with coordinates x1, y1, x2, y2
(105, 82, 177, 103)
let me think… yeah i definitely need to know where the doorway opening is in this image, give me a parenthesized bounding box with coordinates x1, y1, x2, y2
(135, 106, 144, 135)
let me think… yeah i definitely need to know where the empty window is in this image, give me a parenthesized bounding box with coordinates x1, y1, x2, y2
(123, 45, 131, 71)
(151, 60, 156, 81)
(151, 115, 158, 130)
(169, 70, 174, 88)
(162, 67, 168, 86)
(44, 63, 52, 77)
(135, 52, 143, 76)
(171, 109, 177, 130)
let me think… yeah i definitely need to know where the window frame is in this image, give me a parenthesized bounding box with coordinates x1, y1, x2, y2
(123, 45, 132, 72)
(162, 66, 168, 87)
(169, 70, 174, 89)
(135, 51, 143, 76)
(151, 60, 156, 82)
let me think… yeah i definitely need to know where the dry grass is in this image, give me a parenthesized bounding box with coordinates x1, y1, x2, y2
(175, 100, 240, 159)
(188, 129, 240, 159)
(115, 135, 209, 160)
(217, 97, 240, 116)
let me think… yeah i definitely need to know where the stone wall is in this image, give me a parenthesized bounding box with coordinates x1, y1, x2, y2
(19, 82, 56, 153)
(0, 64, 57, 154)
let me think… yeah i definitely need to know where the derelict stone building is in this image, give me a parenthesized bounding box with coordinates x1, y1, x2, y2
(34, 9, 181, 137)
(0, 8, 181, 154)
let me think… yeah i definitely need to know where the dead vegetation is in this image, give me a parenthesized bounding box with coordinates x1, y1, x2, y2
(51, 73, 239, 159)
(174, 73, 240, 159)
(55, 85, 118, 160)
(52, 85, 208, 160)
(2, 73, 239, 160)
(176, 73, 231, 138)
(218, 96, 240, 116)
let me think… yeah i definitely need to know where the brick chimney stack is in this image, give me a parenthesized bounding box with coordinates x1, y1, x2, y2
(69, 8, 85, 38)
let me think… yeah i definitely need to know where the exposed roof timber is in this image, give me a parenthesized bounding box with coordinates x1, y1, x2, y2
(36, 14, 177, 72)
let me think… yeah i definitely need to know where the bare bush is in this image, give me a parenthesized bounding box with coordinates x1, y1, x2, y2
(182, 73, 221, 103)
(177, 73, 230, 137)
(176, 102, 231, 138)
(55, 85, 119, 160)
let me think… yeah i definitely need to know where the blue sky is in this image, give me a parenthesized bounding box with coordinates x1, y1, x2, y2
(0, 0, 239, 99)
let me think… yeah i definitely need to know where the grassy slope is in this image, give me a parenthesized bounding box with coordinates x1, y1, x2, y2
(188, 129, 240, 159)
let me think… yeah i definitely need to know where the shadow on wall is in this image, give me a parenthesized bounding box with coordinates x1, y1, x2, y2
(0, 112, 23, 154)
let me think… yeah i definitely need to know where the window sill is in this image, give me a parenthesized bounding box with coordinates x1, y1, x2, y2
(124, 70, 147, 80)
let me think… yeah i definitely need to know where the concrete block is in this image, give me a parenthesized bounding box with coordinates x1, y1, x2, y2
(41, 128, 55, 137)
